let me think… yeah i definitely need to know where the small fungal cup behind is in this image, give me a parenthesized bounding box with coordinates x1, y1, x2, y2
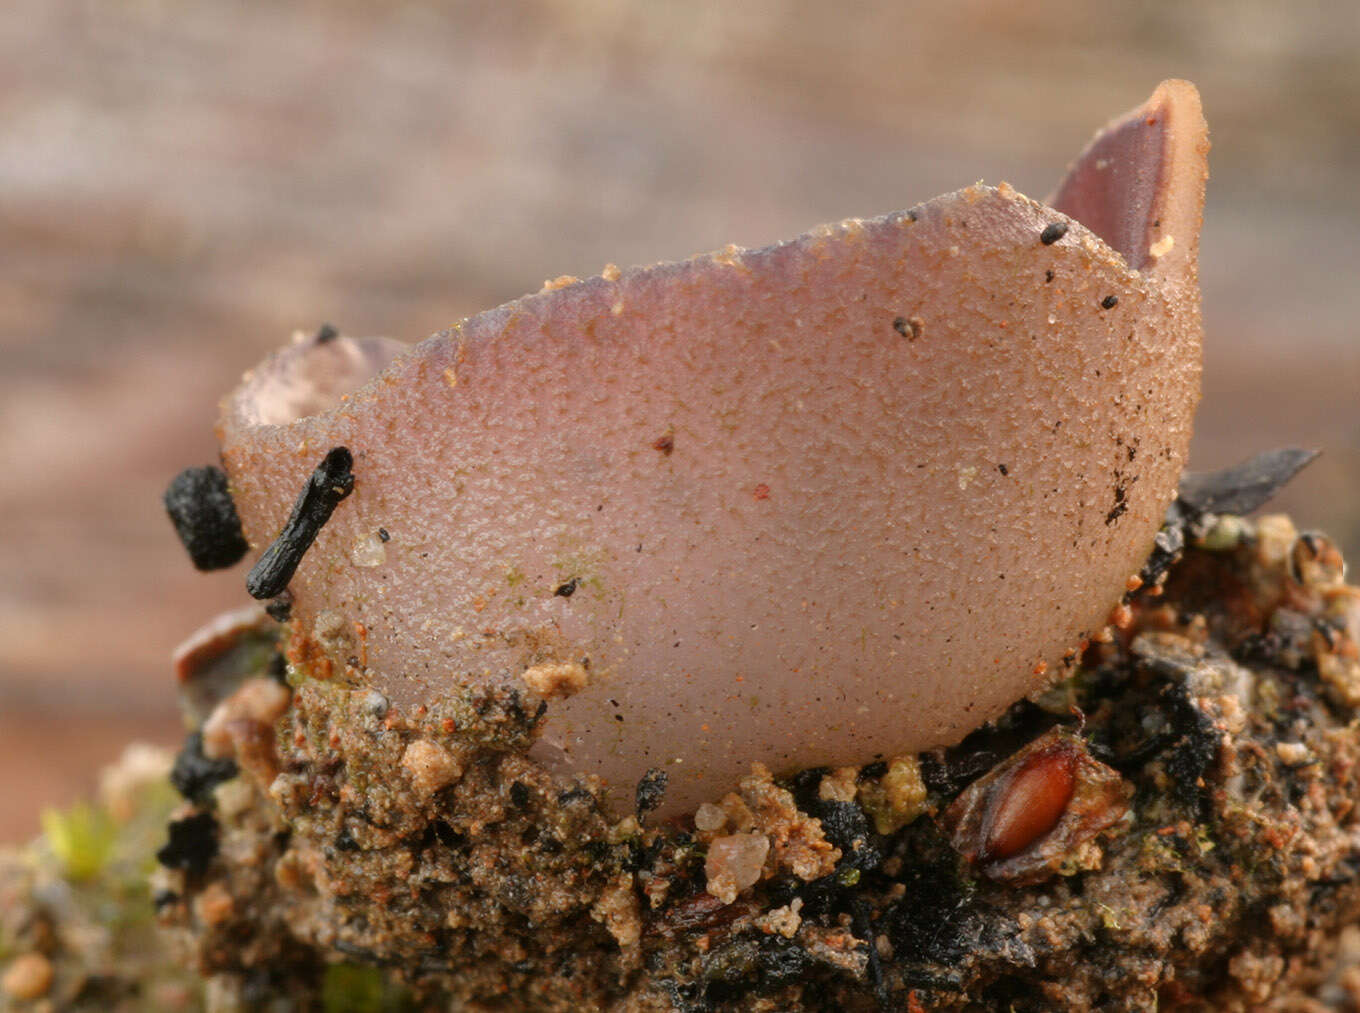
(220, 81, 1209, 817)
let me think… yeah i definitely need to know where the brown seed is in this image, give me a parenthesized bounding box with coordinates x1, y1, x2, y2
(979, 744, 1078, 862)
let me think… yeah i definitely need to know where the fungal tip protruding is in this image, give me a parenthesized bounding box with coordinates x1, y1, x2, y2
(1051, 79, 1209, 278)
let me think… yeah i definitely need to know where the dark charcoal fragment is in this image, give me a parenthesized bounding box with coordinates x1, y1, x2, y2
(1137, 505, 1187, 590)
(753, 938, 813, 989)
(247, 447, 355, 599)
(169, 731, 239, 804)
(265, 590, 293, 622)
(313, 322, 339, 344)
(163, 465, 249, 571)
(1039, 222, 1068, 245)
(858, 760, 889, 781)
(156, 811, 218, 877)
(1177, 447, 1320, 517)
(658, 979, 708, 1013)
(884, 856, 1034, 987)
(635, 768, 669, 823)
(787, 766, 831, 810)
(702, 936, 813, 1002)
(152, 889, 179, 911)
(851, 898, 889, 1009)
(814, 800, 881, 872)
(266, 651, 288, 683)
(920, 747, 1000, 798)
(1160, 682, 1222, 813)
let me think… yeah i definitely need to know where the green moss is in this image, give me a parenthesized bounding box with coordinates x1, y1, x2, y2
(321, 964, 414, 1012)
(41, 801, 117, 882)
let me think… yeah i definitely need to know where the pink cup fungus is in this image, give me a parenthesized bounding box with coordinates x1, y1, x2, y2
(218, 80, 1209, 817)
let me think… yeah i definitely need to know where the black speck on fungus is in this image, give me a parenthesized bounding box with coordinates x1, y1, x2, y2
(1039, 222, 1068, 245)
(892, 316, 922, 340)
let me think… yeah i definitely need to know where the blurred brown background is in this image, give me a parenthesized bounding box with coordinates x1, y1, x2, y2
(2, 0, 1358, 842)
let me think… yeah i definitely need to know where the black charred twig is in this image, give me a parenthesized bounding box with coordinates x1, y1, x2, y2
(246, 447, 355, 600)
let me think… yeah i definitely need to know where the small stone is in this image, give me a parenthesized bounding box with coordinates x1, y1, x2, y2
(194, 881, 237, 927)
(590, 873, 642, 948)
(1254, 514, 1298, 573)
(754, 898, 803, 939)
(201, 679, 292, 761)
(311, 609, 348, 639)
(817, 767, 859, 803)
(401, 739, 463, 797)
(693, 802, 727, 832)
(213, 778, 256, 822)
(1275, 741, 1311, 766)
(2, 953, 53, 1000)
(704, 832, 770, 904)
(349, 531, 388, 568)
(361, 689, 390, 718)
(521, 661, 589, 699)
